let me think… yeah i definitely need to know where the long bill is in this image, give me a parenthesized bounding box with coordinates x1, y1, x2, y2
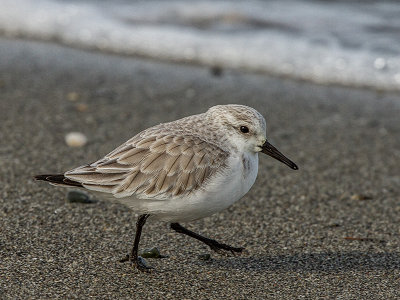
(261, 140, 298, 170)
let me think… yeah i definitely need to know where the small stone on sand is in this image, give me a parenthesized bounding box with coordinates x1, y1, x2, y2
(67, 190, 95, 204)
(65, 132, 87, 147)
(350, 194, 372, 201)
(75, 103, 88, 112)
(139, 247, 165, 258)
(210, 66, 223, 77)
(67, 92, 79, 101)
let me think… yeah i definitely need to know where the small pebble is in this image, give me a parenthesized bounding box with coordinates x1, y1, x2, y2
(65, 132, 87, 147)
(67, 190, 96, 204)
(198, 253, 211, 261)
(350, 194, 372, 201)
(137, 256, 152, 269)
(210, 66, 223, 77)
(67, 92, 79, 101)
(75, 103, 88, 112)
(139, 247, 165, 258)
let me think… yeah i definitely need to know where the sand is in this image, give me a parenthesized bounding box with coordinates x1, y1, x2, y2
(1, 38, 400, 299)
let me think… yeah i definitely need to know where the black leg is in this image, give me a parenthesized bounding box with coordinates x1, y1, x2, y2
(120, 214, 152, 272)
(170, 223, 244, 255)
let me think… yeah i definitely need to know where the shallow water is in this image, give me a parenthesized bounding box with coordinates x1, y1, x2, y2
(1, 0, 399, 91)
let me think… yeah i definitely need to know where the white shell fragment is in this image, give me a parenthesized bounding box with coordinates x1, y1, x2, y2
(65, 132, 87, 147)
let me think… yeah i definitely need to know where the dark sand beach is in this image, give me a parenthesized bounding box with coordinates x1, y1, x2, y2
(1, 38, 400, 299)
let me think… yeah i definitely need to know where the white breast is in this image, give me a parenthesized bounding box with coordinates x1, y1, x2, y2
(135, 152, 259, 222)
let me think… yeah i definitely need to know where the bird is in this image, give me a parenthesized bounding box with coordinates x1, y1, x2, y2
(35, 104, 298, 272)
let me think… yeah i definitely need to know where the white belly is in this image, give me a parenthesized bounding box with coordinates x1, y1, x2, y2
(124, 152, 259, 222)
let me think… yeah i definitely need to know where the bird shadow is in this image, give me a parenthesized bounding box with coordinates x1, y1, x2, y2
(195, 251, 400, 272)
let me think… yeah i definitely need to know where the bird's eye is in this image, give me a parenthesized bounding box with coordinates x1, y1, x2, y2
(240, 126, 249, 133)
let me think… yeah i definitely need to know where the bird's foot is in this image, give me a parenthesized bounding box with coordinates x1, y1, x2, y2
(119, 255, 154, 272)
(206, 240, 244, 256)
(119, 247, 167, 263)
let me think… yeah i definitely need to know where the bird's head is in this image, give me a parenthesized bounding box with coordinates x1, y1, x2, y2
(207, 104, 298, 170)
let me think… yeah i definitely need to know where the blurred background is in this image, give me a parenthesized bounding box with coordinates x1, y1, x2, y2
(1, 0, 400, 298)
(1, 0, 400, 91)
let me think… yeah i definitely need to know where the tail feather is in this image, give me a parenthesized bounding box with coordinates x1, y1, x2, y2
(34, 174, 83, 187)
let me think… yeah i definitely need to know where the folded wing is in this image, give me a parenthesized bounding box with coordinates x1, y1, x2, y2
(65, 134, 229, 199)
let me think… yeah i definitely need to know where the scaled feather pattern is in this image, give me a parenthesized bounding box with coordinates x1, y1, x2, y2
(65, 113, 230, 200)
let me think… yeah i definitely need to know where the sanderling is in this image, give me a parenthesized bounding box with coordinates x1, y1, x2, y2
(35, 104, 298, 271)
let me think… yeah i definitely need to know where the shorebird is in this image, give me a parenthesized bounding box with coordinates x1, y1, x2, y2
(35, 104, 298, 271)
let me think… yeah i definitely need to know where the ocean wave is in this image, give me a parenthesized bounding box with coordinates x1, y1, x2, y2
(1, 0, 399, 91)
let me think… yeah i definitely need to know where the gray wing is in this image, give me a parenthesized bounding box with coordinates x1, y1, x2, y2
(65, 134, 229, 199)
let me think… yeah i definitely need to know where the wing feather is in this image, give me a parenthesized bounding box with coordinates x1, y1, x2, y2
(118, 148, 148, 164)
(94, 161, 132, 173)
(159, 174, 176, 194)
(65, 134, 229, 200)
(140, 152, 165, 173)
(166, 143, 183, 156)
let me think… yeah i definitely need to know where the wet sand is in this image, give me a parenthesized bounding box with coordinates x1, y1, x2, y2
(1, 38, 400, 299)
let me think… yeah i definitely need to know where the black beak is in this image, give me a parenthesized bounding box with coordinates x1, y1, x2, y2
(261, 140, 298, 170)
